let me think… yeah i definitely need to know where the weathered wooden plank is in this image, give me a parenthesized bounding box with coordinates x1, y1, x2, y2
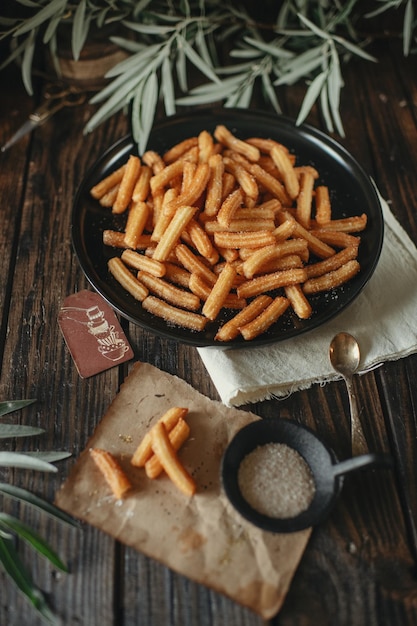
(1, 29, 417, 626)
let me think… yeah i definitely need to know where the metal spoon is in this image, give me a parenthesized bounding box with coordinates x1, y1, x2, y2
(329, 332, 368, 456)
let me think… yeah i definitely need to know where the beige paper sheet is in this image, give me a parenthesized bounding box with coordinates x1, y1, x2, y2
(55, 361, 311, 618)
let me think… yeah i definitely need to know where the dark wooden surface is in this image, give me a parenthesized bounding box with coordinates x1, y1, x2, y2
(1, 34, 417, 626)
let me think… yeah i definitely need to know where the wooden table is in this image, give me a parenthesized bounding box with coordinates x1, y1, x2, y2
(1, 34, 417, 626)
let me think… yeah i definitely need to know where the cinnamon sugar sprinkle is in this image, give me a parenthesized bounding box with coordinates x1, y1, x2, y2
(238, 442, 316, 519)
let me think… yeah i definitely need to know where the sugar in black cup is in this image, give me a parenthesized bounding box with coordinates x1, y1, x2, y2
(221, 418, 392, 533)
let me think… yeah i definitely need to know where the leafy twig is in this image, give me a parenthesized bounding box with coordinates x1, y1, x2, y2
(0, 1, 416, 148)
(0, 399, 74, 623)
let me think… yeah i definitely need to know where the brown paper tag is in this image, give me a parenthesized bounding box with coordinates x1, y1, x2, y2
(58, 290, 133, 377)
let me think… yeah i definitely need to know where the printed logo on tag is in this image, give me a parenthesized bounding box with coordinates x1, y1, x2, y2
(58, 290, 134, 378)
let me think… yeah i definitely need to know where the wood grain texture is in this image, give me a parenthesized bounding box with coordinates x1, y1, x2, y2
(0, 34, 417, 626)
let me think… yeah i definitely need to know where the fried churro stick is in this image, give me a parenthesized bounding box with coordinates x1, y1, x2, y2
(164, 162, 210, 212)
(240, 296, 290, 340)
(121, 249, 166, 277)
(152, 205, 197, 261)
(213, 231, 276, 250)
(270, 144, 300, 200)
(311, 214, 368, 233)
(204, 153, 224, 217)
(303, 260, 360, 294)
(108, 257, 149, 301)
(242, 239, 309, 279)
(305, 245, 359, 279)
(90, 448, 132, 500)
(131, 407, 188, 467)
(163, 137, 198, 163)
(124, 200, 150, 249)
(138, 271, 201, 311)
(295, 169, 315, 229)
(310, 231, 361, 248)
(215, 294, 273, 341)
(284, 284, 312, 320)
(150, 421, 197, 496)
(202, 262, 237, 320)
(145, 417, 191, 479)
(142, 295, 208, 331)
(112, 155, 141, 214)
(175, 243, 218, 285)
(198, 129, 215, 162)
(98, 184, 120, 207)
(314, 185, 332, 225)
(90, 165, 126, 199)
(237, 268, 307, 299)
(214, 125, 260, 162)
(217, 188, 244, 227)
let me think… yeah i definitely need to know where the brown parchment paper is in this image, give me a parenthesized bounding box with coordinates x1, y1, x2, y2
(55, 361, 311, 619)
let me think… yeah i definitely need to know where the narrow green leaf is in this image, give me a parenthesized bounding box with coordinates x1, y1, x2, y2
(230, 49, 263, 60)
(131, 80, 145, 147)
(176, 86, 231, 106)
(14, 0, 48, 8)
(109, 36, 146, 53)
(327, 45, 342, 112)
(0, 513, 68, 571)
(0, 536, 58, 624)
(14, 0, 67, 36)
(274, 52, 324, 86)
(277, 43, 325, 72)
(326, 74, 345, 137)
(320, 80, 334, 133)
(0, 535, 36, 599)
(0, 483, 78, 527)
(296, 70, 328, 126)
(297, 12, 330, 40)
(21, 29, 36, 95)
(333, 34, 377, 62)
(72, 0, 88, 61)
(243, 36, 294, 60)
(225, 77, 254, 108)
(180, 74, 242, 96)
(0, 400, 36, 417)
(139, 71, 159, 154)
(261, 72, 281, 114)
(87, 78, 141, 131)
(86, 53, 162, 133)
(176, 44, 187, 93)
(42, 13, 62, 45)
(365, 1, 401, 19)
(104, 44, 162, 80)
(0, 424, 44, 439)
(121, 20, 174, 35)
(90, 66, 139, 103)
(161, 54, 176, 116)
(0, 452, 58, 472)
(22, 451, 71, 463)
(177, 33, 220, 84)
(195, 25, 213, 67)
(131, 0, 154, 13)
(403, 0, 414, 56)
(0, 38, 28, 72)
(48, 31, 60, 77)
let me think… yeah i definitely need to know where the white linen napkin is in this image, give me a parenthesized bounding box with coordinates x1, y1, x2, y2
(198, 196, 417, 406)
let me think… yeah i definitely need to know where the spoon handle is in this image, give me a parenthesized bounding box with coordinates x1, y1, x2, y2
(345, 374, 368, 455)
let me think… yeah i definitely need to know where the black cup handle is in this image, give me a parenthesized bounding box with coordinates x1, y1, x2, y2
(331, 452, 393, 479)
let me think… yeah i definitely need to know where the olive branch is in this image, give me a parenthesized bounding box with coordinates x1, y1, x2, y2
(0, 400, 76, 625)
(0, 1, 415, 150)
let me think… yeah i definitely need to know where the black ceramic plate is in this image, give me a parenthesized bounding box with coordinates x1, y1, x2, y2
(72, 108, 384, 348)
